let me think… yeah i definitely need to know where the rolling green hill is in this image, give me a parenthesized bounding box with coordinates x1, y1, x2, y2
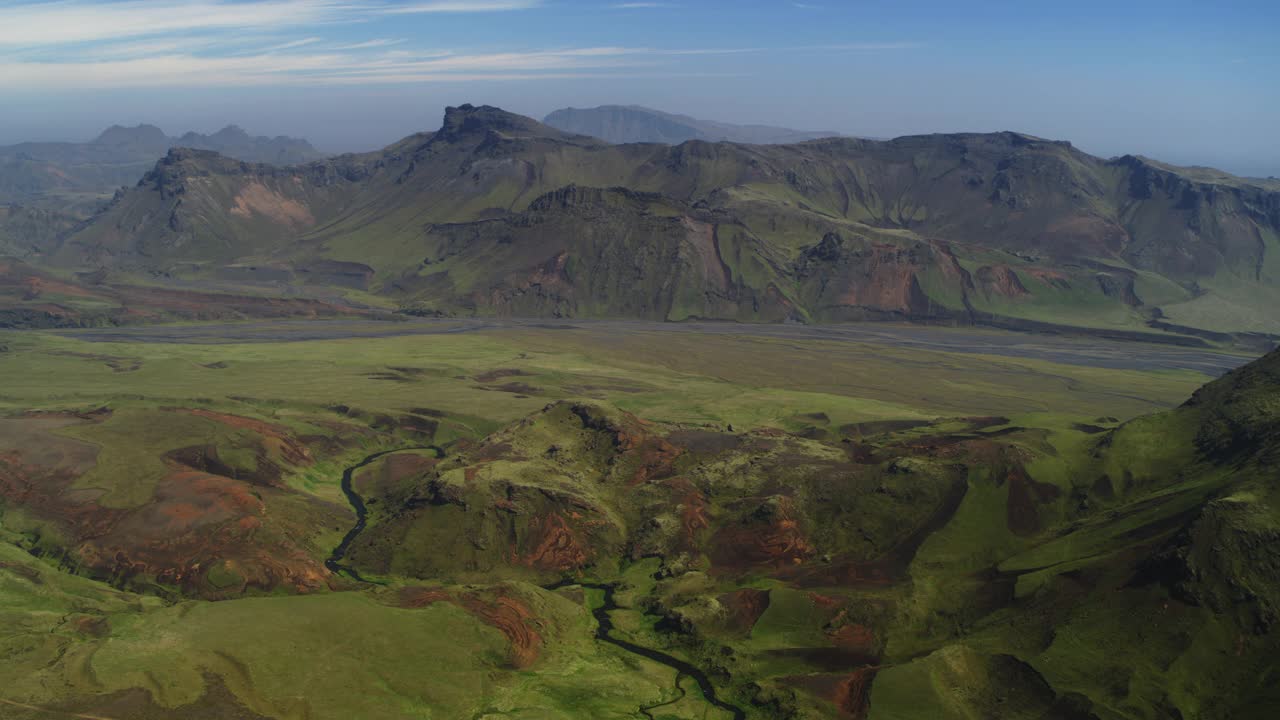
(0, 322, 1275, 718)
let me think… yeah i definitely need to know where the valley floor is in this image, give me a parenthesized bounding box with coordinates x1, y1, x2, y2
(0, 321, 1272, 719)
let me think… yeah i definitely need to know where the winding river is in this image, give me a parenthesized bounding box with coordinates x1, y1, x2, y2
(328, 449, 746, 718)
(325, 446, 442, 583)
(553, 580, 747, 720)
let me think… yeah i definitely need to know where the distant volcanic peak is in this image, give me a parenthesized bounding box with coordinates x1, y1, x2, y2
(93, 123, 168, 146)
(441, 104, 538, 138)
(437, 104, 597, 145)
(210, 124, 252, 142)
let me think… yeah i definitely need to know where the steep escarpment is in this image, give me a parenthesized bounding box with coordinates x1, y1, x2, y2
(395, 185, 795, 321)
(35, 105, 1280, 342)
(54, 148, 375, 267)
(0, 123, 323, 213)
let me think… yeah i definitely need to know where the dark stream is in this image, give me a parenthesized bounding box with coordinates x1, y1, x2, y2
(328, 448, 743, 716)
(548, 580, 747, 720)
(325, 446, 442, 583)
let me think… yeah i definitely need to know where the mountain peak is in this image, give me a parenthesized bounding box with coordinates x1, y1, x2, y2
(211, 124, 251, 141)
(437, 104, 596, 145)
(92, 123, 168, 147)
(439, 104, 541, 138)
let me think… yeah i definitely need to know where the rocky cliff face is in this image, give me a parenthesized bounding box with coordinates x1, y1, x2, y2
(38, 105, 1280, 342)
(0, 124, 324, 213)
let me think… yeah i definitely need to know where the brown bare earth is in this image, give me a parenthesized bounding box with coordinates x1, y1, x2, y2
(521, 512, 593, 572)
(399, 585, 545, 668)
(711, 496, 815, 572)
(229, 181, 315, 228)
(719, 588, 771, 635)
(0, 413, 344, 598)
(976, 265, 1030, 297)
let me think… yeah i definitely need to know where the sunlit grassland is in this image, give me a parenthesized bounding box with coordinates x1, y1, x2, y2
(1, 324, 1211, 430)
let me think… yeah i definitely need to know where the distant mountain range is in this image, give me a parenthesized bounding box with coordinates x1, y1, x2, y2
(544, 105, 842, 145)
(2, 104, 1278, 346)
(0, 124, 323, 214)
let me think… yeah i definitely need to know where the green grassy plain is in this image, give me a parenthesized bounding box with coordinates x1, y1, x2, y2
(0, 321, 1268, 719)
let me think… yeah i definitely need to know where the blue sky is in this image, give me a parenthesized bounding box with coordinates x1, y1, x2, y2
(1, 0, 1277, 176)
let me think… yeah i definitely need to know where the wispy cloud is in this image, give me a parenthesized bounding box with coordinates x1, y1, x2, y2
(332, 39, 408, 51)
(252, 37, 325, 54)
(380, 1, 542, 14)
(0, 1, 538, 48)
(0, 0, 918, 90)
(0, 1, 346, 48)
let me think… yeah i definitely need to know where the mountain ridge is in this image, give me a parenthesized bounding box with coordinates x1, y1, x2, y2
(0, 123, 325, 214)
(7, 104, 1278, 345)
(544, 104, 842, 144)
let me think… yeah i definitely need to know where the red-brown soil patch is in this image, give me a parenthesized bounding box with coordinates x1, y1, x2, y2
(785, 557, 900, 589)
(354, 452, 438, 497)
(719, 588, 771, 634)
(229, 181, 314, 228)
(975, 265, 1029, 297)
(0, 260, 109, 301)
(662, 477, 710, 548)
(521, 512, 591, 571)
(399, 586, 544, 668)
(782, 667, 879, 719)
(624, 435, 682, 486)
(176, 410, 314, 467)
(831, 244, 933, 315)
(75, 469, 333, 595)
(711, 496, 814, 572)
(828, 624, 879, 657)
(1005, 463, 1062, 536)
(1027, 267, 1072, 289)
(0, 416, 338, 598)
(837, 667, 879, 719)
(927, 239, 976, 290)
(808, 592, 843, 610)
(71, 615, 111, 637)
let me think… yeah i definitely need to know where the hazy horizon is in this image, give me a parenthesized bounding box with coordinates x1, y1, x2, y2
(2, 0, 1276, 177)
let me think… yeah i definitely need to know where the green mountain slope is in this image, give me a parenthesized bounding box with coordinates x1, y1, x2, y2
(28, 105, 1280, 343)
(0, 124, 324, 214)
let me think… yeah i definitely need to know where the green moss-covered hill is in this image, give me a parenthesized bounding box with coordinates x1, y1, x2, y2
(1, 326, 1277, 718)
(9, 104, 1276, 343)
